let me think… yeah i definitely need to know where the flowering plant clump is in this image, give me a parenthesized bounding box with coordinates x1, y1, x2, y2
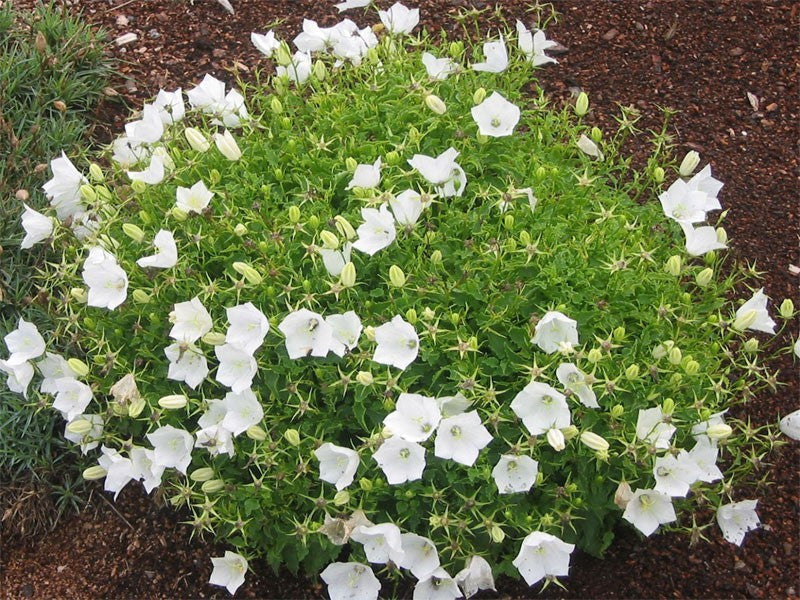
(5, 2, 799, 597)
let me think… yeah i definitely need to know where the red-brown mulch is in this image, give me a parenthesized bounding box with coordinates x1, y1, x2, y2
(2, 0, 798, 598)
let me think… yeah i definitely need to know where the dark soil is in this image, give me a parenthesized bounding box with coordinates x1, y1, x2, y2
(2, 0, 798, 598)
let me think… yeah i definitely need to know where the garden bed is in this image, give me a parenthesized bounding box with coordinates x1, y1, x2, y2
(1, 0, 797, 598)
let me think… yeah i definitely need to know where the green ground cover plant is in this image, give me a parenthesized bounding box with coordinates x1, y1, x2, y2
(4, 2, 797, 597)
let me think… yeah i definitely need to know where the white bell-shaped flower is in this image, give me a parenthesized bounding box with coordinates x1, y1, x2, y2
(278, 308, 333, 359)
(635, 406, 676, 450)
(169, 297, 213, 343)
(82, 247, 129, 310)
(315, 442, 360, 491)
(126, 152, 165, 185)
(175, 180, 213, 214)
(347, 157, 382, 190)
(686, 164, 724, 201)
(350, 523, 405, 565)
(517, 21, 558, 66)
(4, 318, 46, 366)
(408, 147, 466, 198)
(37, 353, 76, 395)
(492, 454, 539, 494)
(20, 204, 55, 249)
(52, 377, 93, 421)
(379, 2, 419, 35)
(326, 311, 363, 357)
(164, 342, 208, 389)
(215, 343, 257, 393)
(209, 551, 248, 595)
(0, 359, 34, 398)
(276, 51, 313, 84)
(413, 567, 462, 600)
(321, 562, 381, 600)
(436, 393, 470, 418)
(531, 311, 578, 354)
(658, 178, 715, 224)
(434, 411, 492, 466)
(680, 222, 727, 256)
(319, 242, 352, 277)
(653, 450, 702, 497)
(716, 499, 759, 546)
(42, 152, 86, 220)
(422, 52, 458, 80)
(398, 533, 440, 579)
(384, 393, 441, 442)
(556, 362, 598, 408)
(372, 436, 426, 484)
(390, 190, 426, 226)
(622, 489, 676, 536)
(97, 446, 136, 500)
(577, 134, 603, 160)
(510, 381, 571, 435)
(734, 288, 776, 334)
(136, 229, 178, 269)
(352, 204, 396, 256)
(372, 315, 419, 370)
(251, 30, 280, 57)
(471, 92, 520, 138)
(471, 36, 508, 73)
(152, 88, 185, 125)
(195, 424, 235, 457)
(513, 531, 574, 586)
(220, 389, 263, 435)
(124, 103, 164, 145)
(129, 446, 165, 493)
(779, 408, 800, 440)
(688, 437, 724, 482)
(454, 556, 495, 599)
(64, 413, 104, 454)
(147, 425, 193, 474)
(225, 302, 269, 355)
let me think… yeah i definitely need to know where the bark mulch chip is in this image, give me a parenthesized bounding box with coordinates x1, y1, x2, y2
(2, 1, 797, 598)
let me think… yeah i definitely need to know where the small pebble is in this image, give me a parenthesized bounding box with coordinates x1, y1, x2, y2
(148, 28, 160, 39)
(602, 28, 618, 41)
(115, 15, 129, 27)
(730, 47, 744, 56)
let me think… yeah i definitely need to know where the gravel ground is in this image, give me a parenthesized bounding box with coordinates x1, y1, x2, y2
(2, 0, 798, 598)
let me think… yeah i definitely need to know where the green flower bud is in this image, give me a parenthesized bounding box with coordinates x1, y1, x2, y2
(389, 265, 406, 288)
(209, 168, 221, 185)
(668, 346, 682, 365)
(476, 132, 489, 144)
(665, 255, 682, 276)
(70, 287, 88, 303)
(625, 364, 640, 380)
(653, 167, 665, 183)
(270, 96, 284, 114)
(67, 358, 89, 377)
(359, 478, 373, 492)
(190, 467, 215, 482)
(232, 261, 263, 285)
(89, 163, 105, 182)
(82, 465, 107, 481)
(580, 431, 609, 452)
(489, 524, 505, 543)
(503, 214, 514, 230)
(201, 331, 226, 346)
(201, 479, 225, 494)
(780, 298, 795, 319)
(171, 206, 188, 222)
(743, 338, 759, 353)
(575, 92, 589, 116)
(131, 179, 147, 194)
(546, 428, 566, 451)
(274, 167, 285, 181)
(652, 343, 667, 360)
(591, 126, 603, 142)
(430, 249, 442, 264)
(334, 215, 356, 240)
(425, 94, 447, 115)
(127, 397, 146, 418)
(284, 428, 301, 446)
(122, 223, 145, 243)
(449, 312, 460, 325)
(561, 425, 579, 440)
(288, 205, 301, 223)
(695, 267, 714, 287)
(275, 42, 292, 66)
(246, 425, 267, 441)
(613, 326, 626, 341)
(356, 371, 374, 386)
(405, 308, 418, 324)
(234, 223, 248, 236)
(669, 373, 683, 386)
(519, 230, 531, 246)
(66, 419, 92, 435)
(364, 326, 375, 342)
(184, 127, 210, 152)
(308, 215, 320, 229)
(662, 397, 675, 414)
(678, 150, 700, 178)
(320, 230, 339, 250)
(385, 150, 400, 165)
(449, 40, 464, 58)
(340, 262, 356, 288)
(158, 394, 187, 410)
(684, 360, 700, 375)
(408, 126, 421, 144)
(535, 166, 547, 180)
(333, 490, 350, 506)
(473, 87, 487, 105)
(610, 404, 624, 418)
(587, 348, 603, 363)
(706, 423, 733, 440)
(733, 309, 757, 332)
(313, 60, 327, 81)
(80, 184, 97, 203)
(716, 227, 728, 244)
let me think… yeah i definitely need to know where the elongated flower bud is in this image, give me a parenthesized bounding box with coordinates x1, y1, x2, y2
(234, 223, 248, 236)
(89, 163, 105, 182)
(67, 358, 89, 377)
(284, 428, 301, 446)
(202, 331, 227, 346)
(587, 348, 603, 363)
(288, 205, 301, 223)
(82, 465, 107, 481)
(490, 524, 505, 543)
(184, 127, 210, 152)
(122, 223, 145, 243)
(715, 227, 728, 244)
(190, 467, 215, 482)
(340, 262, 356, 288)
(333, 490, 350, 506)
(80, 184, 97, 203)
(232, 261, 262, 285)
(743, 338, 759, 352)
(334, 215, 356, 240)
(653, 166, 665, 183)
(201, 479, 225, 494)
(345, 157, 358, 172)
(313, 60, 327, 81)
(70, 287, 88, 303)
(575, 92, 589, 116)
(625, 364, 640, 380)
(320, 230, 339, 249)
(356, 371, 374, 386)
(679, 151, 700, 178)
(665, 255, 682, 276)
(707, 423, 733, 440)
(733, 309, 757, 332)
(668, 346, 682, 365)
(67, 419, 93, 435)
(275, 42, 292, 66)
(546, 428, 566, 451)
(662, 397, 675, 414)
(473, 87, 486, 105)
(158, 394, 187, 410)
(246, 425, 267, 441)
(580, 431, 609, 452)
(695, 267, 713, 288)
(389, 265, 406, 288)
(270, 97, 283, 114)
(128, 397, 146, 418)
(213, 130, 242, 161)
(779, 299, 795, 319)
(425, 94, 447, 115)
(132, 289, 151, 304)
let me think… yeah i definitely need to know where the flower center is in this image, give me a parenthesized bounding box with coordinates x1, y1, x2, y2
(491, 117, 501, 127)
